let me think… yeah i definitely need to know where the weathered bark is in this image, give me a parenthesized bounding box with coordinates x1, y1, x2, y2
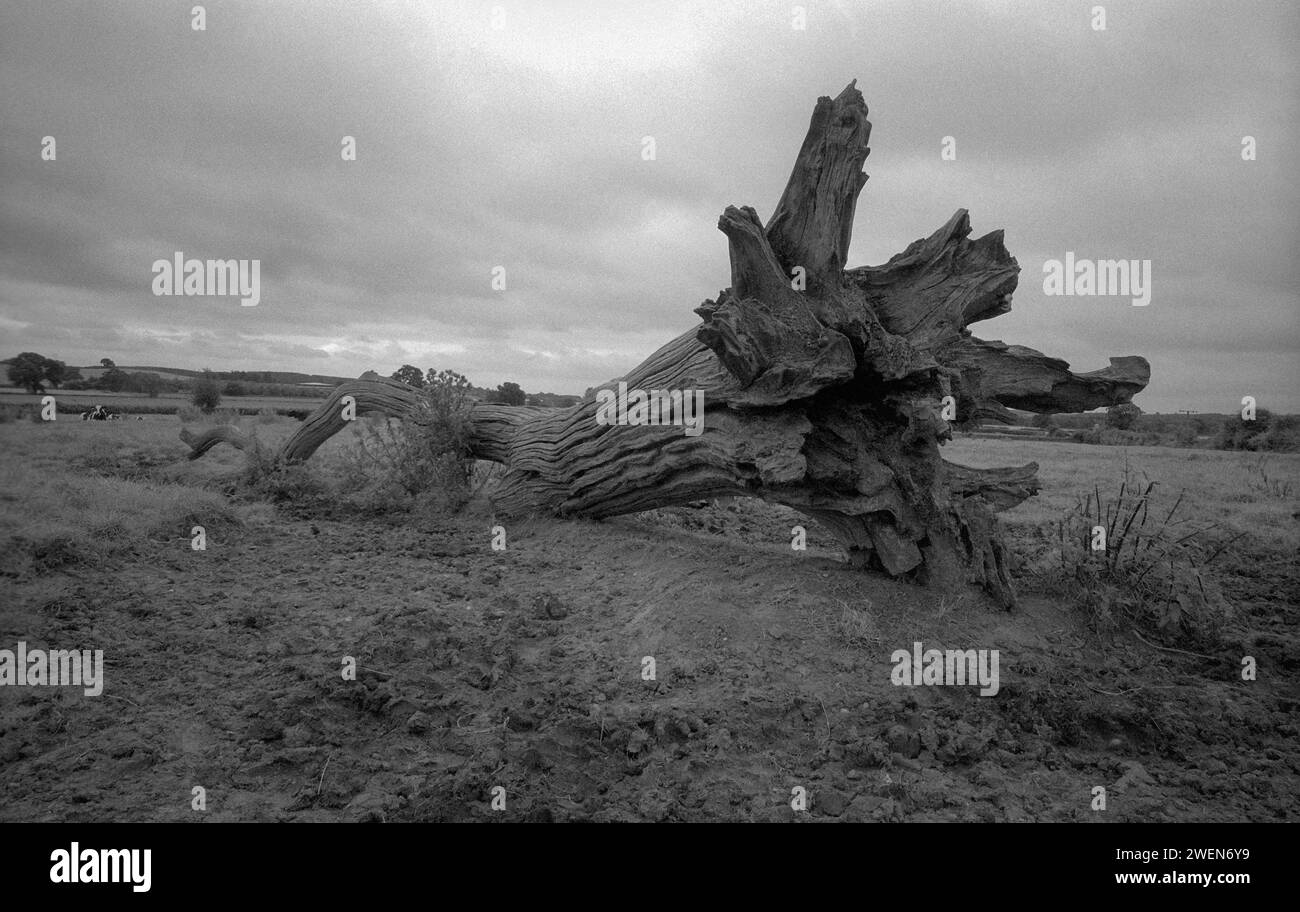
(180, 424, 254, 458)
(182, 83, 1149, 608)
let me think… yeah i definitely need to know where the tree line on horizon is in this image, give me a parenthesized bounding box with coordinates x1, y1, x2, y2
(388, 364, 579, 408)
(3, 353, 341, 399)
(3, 352, 582, 410)
(9, 352, 1288, 449)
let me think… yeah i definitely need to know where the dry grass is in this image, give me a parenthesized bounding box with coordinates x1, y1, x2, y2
(0, 419, 271, 575)
(834, 597, 880, 646)
(948, 436, 1300, 552)
(949, 436, 1300, 645)
(2, 419, 1296, 648)
(319, 376, 478, 514)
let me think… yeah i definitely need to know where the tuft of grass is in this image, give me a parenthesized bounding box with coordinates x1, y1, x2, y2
(834, 598, 879, 646)
(1028, 459, 1237, 646)
(1245, 455, 1294, 500)
(238, 433, 328, 505)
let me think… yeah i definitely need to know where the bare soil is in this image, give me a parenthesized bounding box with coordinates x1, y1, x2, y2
(2, 467, 1295, 822)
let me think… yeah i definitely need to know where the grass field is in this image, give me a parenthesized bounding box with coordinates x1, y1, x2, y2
(949, 435, 1299, 556)
(0, 418, 1296, 821)
(0, 387, 326, 417)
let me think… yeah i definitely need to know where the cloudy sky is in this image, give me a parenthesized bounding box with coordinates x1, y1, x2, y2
(1, 0, 1296, 411)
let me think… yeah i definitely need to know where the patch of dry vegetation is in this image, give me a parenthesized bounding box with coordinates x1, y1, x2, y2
(316, 370, 481, 514)
(0, 421, 268, 577)
(1027, 464, 1235, 645)
(949, 438, 1299, 648)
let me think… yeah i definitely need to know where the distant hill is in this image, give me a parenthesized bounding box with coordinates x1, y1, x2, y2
(2, 357, 582, 404)
(73, 366, 354, 385)
(525, 391, 583, 408)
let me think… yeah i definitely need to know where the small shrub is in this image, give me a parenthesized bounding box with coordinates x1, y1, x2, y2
(1171, 423, 1198, 447)
(330, 370, 477, 512)
(192, 371, 222, 413)
(1106, 403, 1141, 430)
(240, 435, 327, 504)
(1262, 415, 1300, 453)
(209, 407, 242, 425)
(1217, 408, 1272, 451)
(1078, 426, 1158, 446)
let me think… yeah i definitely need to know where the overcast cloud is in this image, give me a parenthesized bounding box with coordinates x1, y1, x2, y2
(1, 0, 1296, 411)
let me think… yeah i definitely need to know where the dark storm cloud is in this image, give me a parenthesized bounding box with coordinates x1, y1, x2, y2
(0, 0, 1295, 409)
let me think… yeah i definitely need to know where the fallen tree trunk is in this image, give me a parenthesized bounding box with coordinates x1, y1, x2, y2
(183, 82, 1148, 607)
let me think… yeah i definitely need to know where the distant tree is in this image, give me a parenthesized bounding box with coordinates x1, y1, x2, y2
(99, 367, 129, 392)
(391, 365, 425, 389)
(424, 368, 470, 392)
(493, 381, 526, 406)
(1263, 414, 1300, 452)
(63, 366, 83, 384)
(192, 370, 222, 413)
(222, 381, 248, 397)
(1217, 408, 1272, 451)
(100, 358, 116, 369)
(128, 372, 163, 398)
(1142, 414, 1169, 435)
(1106, 403, 1141, 431)
(7, 352, 50, 393)
(42, 359, 68, 388)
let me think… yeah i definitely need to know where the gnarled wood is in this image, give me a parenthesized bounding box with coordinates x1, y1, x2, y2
(942, 337, 1151, 419)
(278, 373, 425, 463)
(766, 80, 872, 292)
(180, 424, 253, 458)
(183, 83, 1149, 608)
